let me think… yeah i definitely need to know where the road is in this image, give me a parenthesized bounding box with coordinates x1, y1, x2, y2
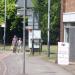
(0, 52, 74, 75)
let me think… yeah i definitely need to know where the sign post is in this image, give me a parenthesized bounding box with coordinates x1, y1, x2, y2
(48, 0, 51, 57)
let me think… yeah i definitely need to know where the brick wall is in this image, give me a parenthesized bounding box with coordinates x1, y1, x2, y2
(64, 0, 75, 12)
(60, 0, 75, 42)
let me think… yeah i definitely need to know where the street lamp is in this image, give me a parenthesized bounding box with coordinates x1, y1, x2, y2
(15, 0, 26, 74)
(32, 9, 35, 55)
(48, 0, 51, 57)
(4, 0, 6, 50)
(23, 0, 26, 74)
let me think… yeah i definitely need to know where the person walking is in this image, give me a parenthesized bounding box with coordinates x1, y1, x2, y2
(11, 35, 18, 53)
(17, 38, 22, 53)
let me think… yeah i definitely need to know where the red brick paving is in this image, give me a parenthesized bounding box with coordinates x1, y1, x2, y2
(0, 52, 11, 60)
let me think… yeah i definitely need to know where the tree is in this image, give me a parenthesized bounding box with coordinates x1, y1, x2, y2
(0, 0, 23, 44)
(0, 0, 16, 25)
(32, 0, 48, 44)
(0, 0, 4, 24)
(32, 0, 60, 44)
(50, 0, 60, 44)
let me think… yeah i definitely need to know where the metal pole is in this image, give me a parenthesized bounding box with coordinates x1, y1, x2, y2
(4, 0, 6, 50)
(32, 10, 34, 55)
(23, 0, 26, 74)
(48, 0, 51, 57)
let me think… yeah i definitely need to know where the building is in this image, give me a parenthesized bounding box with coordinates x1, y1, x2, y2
(16, 0, 39, 29)
(60, 0, 75, 62)
(16, 0, 41, 48)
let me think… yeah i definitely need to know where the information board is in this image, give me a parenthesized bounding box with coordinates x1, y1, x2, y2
(58, 42, 69, 65)
(28, 30, 41, 48)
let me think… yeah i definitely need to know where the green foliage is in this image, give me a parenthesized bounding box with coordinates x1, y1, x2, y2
(50, 0, 60, 44)
(0, 0, 4, 24)
(0, 0, 16, 26)
(32, 0, 60, 44)
(0, 0, 23, 44)
(32, 0, 48, 44)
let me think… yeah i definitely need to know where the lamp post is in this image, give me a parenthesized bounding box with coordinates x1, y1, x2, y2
(4, 0, 6, 50)
(48, 0, 51, 57)
(16, 0, 26, 74)
(23, 0, 26, 74)
(32, 9, 34, 55)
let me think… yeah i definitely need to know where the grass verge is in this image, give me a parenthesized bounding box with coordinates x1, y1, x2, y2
(29, 45, 58, 63)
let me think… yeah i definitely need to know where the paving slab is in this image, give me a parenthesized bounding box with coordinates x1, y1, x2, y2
(25, 55, 73, 75)
(0, 52, 74, 75)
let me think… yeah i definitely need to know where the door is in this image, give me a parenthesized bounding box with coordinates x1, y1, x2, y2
(69, 28, 75, 62)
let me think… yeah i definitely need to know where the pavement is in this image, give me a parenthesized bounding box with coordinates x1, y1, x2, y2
(0, 51, 11, 75)
(0, 51, 75, 75)
(61, 62, 75, 75)
(25, 55, 73, 75)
